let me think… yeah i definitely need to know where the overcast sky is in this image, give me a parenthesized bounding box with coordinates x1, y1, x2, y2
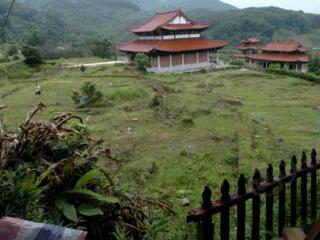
(222, 0, 320, 14)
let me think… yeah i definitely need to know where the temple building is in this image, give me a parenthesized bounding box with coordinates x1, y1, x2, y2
(236, 38, 262, 63)
(116, 10, 228, 73)
(236, 39, 309, 72)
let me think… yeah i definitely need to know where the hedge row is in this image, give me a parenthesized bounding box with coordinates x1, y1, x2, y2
(266, 69, 320, 83)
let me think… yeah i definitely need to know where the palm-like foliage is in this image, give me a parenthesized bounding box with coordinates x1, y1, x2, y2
(0, 103, 174, 239)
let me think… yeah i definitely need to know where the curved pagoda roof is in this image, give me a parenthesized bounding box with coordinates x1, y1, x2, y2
(129, 9, 210, 33)
(249, 53, 309, 63)
(260, 42, 307, 53)
(117, 38, 228, 53)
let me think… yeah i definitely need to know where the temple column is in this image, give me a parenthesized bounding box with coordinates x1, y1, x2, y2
(157, 56, 160, 69)
(170, 54, 172, 68)
(207, 50, 210, 63)
(216, 50, 219, 63)
(196, 51, 199, 64)
(182, 53, 185, 66)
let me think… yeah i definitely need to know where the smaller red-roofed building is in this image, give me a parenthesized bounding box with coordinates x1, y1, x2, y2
(235, 38, 262, 63)
(235, 39, 309, 72)
(116, 10, 228, 73)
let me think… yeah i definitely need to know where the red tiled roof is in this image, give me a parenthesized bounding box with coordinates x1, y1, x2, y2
(242, 38, 261, 43)
(248, 53, 309, 63)
(117, 40, 155, 53)
(129, 10, 182, 33)
(116, 38, 228, 53)
(260, 42, 307, 52)
(161, 23, 209, 31)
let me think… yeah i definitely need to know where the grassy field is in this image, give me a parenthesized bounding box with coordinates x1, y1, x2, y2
(1, 61, 320, 238)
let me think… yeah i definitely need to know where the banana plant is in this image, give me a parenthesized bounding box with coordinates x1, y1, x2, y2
(55, 169, 118, 223)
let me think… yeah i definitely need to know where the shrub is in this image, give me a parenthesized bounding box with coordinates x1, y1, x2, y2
(21, 45, 43, 67)
(309, 57, 320, 75)
(230, 59, 244, 67)
(268, 63, 281, 70)
(150, 94, 162, 108)
(6, 45, 18, 58)
(134, 53, 150, 71)
(181, 117, 194, 126)
(80, 65, 86, 72)
(199, 68, 207, 74)
(266, 68, 320, 83)
(72, 82, 103, 107)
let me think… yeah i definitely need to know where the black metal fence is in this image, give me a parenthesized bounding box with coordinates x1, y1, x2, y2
(187, 149, 319, 240)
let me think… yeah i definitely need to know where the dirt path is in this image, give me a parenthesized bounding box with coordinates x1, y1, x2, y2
(64, 61, 127, 68)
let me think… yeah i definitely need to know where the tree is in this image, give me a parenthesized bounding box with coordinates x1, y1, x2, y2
(134, 53, 150, 71)
(21, 45, 43, 67)
(0, 30, 5, 43)
(309, 57, 320, 74)
(6, 45, 18, 59)
(90, 38, 114, 58)
(26, 32, 45, 47)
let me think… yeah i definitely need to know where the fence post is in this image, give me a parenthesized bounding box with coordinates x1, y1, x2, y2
(252, 169, 261, 240)
(198, 186, 214, 240)
(278, 160, 286, 236)
(311, 149, 317, 221)
(266, 164, 274, 240)
(290, 155, 297, 227)
(301, 151, 307, 228)
(220, 180, 231, 240)
(237, 174, 246, 240)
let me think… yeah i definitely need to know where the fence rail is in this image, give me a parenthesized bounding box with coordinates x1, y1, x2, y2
(187, 149, 319, 240)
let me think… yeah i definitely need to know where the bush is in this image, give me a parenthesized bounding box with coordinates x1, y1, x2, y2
(266, 68, 320, 83)
(268, 63, 281, 70)
(90, 38, 114, 59)
(6, 45, 18, 58)
(230, 59, 244, 67)
(150, 94, 162, 108)
(134, 53, 150, 71)
(309, 57, 320, 75)
(21, 45, 43, 67)
(72, 82, 103, 107)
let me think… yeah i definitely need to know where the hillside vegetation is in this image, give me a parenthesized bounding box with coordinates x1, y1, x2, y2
(189, 7, 320, 46)
(129, 0, 236, 11)
(1, 0, 145, 46)
(1, 61, 320, 237)
(1, 1, 320, 49)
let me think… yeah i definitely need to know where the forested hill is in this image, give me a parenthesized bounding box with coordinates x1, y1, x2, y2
(20, 0, 144, 44)
(0, 0, 66, 45)
(127, 0, 237, 11)
(1, 0, 320, 49)
(1, 0, 145, 46)
(188, 7, 320, 47)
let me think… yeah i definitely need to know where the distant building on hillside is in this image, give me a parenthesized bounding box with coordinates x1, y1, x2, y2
(116, 9, 228, 73)
(235, 38, 309, 72)
(236, 38, 262, 62)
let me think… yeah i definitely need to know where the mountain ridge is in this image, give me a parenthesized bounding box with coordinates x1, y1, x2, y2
(127, 0, 237, 11)
(1, 1, 320, 49)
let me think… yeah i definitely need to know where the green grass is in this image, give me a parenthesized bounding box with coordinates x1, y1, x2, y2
(1, 61, 320, 238)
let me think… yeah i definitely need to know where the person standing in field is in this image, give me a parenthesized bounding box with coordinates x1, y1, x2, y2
(35, 83, 41, 96)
